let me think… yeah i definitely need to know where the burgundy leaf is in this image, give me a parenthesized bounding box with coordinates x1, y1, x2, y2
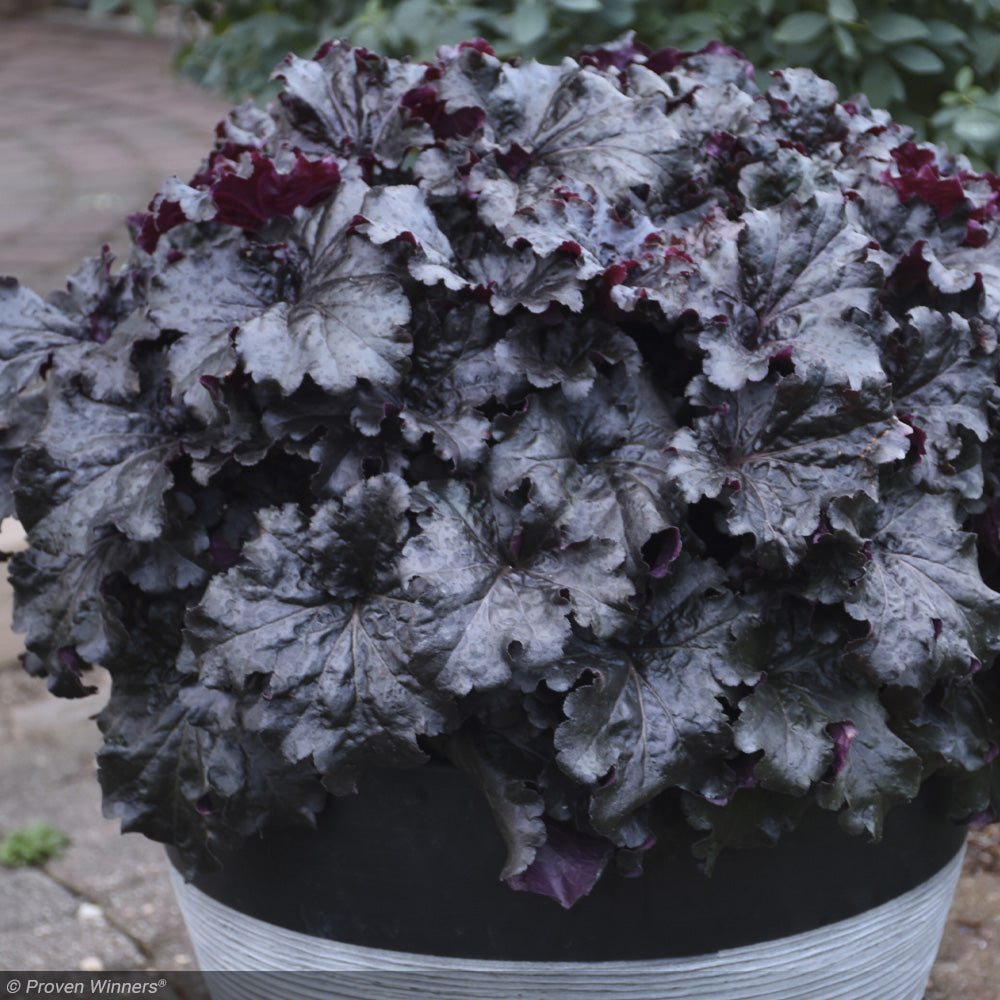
(881, 142, 966, 218)
(507, 820, 613, 909)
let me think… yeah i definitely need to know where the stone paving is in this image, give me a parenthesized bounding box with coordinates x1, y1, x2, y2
(0, 10, 225, 990)
(0, 9, 997, 998)
(0, 563, 210, 993)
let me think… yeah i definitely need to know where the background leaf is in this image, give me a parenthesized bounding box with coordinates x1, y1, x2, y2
(512, 0, 549, 46)
(773, 12, 829, 45)
(867, 11, 931, 44)
(892, 44, 946, 76)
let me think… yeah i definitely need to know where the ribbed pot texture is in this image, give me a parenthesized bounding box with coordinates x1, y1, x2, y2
(168, 764, 966, 1000)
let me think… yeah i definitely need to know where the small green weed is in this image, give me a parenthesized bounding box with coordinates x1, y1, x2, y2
(0, 822, 70, 867)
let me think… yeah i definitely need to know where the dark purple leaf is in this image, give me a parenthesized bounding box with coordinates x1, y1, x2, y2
(666, 374, 910, 566)
(14, 392, 179, 556)
(401, 480, 632, 696)
(235, 188, 412, 396)
(553, 558, 759, 838)
(183, 487, 450, 794)
(271, 42, 431, 167)
(507, 819, 613, 908)
(831, 485, 1000, 690)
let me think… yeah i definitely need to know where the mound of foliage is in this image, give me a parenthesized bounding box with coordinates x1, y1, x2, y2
(2, 36, 999, 904)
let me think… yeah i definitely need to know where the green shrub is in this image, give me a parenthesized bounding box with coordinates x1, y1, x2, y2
(89, 2, 1000, 169)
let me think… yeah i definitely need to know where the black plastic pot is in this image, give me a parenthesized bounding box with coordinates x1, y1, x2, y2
(169, 763, 966, 963)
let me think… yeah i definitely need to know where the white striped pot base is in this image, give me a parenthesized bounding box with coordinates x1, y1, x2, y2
(170, 843, 963, 1000)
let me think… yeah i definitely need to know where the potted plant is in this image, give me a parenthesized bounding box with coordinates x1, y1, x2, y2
(1, 32, 998, 999)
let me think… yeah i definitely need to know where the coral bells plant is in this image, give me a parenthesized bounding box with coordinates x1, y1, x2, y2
(2, 34, 999, 907)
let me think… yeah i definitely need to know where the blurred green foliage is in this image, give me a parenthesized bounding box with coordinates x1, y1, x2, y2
(91, 0, 1000, 168)
(0, 822, 70, 867)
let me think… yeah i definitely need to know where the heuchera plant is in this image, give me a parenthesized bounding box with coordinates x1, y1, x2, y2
(2, 33, 1000, 908)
